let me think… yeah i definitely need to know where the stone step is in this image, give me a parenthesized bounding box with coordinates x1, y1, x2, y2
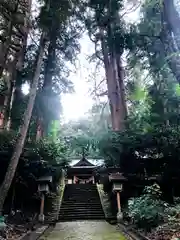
(64, 198, 99, 200)
(63, 192, 98, 195)
(59, 184, 105, 221)
(59, 215, 105, 221)
(64, 199, 100, 201)
(64, 188, 97, 191)
(59, 209, 104, 213)
(68, 185, 97, 187)
(64, 188, 97, 190)
(61, 206, 102, 210)
(61, 202, 102, 205)
(61, 202, 102, 206)
(60, 212, 104, 217)
(65, 194, 98, 196)
(63, 193, 98, 196)
(63, 196, 99, 199)
(59, 213, 105, 217)
(62, 196, 100, 199)
(63, 199, 100, 202)
(60, 205, 103, 209)
(60, 208, 104, 212)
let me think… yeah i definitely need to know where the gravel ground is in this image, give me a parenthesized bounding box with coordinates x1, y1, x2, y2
(40, 221, 127, 240)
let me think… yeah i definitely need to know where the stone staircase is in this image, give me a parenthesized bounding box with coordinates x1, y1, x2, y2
(59, 184, 105, 221)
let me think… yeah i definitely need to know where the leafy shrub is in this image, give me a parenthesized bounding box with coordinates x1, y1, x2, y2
(0, 130, 17, 150)
(163, 200, 180, 222)
(28, 138, 69, 166)
(127, 184, 167, 230)
(99, 125, 180, 170)
(148, 199, 180, 239)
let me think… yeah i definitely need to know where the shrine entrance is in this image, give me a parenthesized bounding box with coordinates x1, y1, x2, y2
(67, 157, 96, 184)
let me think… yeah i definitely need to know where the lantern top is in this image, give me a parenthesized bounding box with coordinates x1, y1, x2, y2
(109, 172, 127, 182)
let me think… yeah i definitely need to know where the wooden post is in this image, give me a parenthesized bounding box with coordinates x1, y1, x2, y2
(0, 112, 4, 130)
(92, 176, 95, 184)
(39, 193, 45, 222)
(116, 191, 123, 221)
(40, 193, 45, 215)
(116, 191, 121, 212)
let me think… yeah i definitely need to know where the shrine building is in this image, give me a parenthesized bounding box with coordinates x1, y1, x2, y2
(66, 157, 97, 184)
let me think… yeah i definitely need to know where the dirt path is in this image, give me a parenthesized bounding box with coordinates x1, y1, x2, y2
(40, 221, 127, 240)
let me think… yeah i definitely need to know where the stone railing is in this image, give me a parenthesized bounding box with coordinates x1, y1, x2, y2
(55, 184, 65, 220)
(45, 171, 65, 223)
(97, 184, 114, 220)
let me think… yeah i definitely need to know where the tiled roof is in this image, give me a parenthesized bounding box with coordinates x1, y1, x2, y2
(73, 157, 95, 167)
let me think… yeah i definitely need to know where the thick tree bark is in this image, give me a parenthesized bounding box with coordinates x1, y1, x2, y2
(0, 33, 46, 214)
(0, 21, 13, 77)
(43, 34, 56, 89)
(160, 5, 180, 84)
(0, 0, 32, 130)
(101, 32, 126, 131)
(115, 54, 128, 124)
(40, 22, 58, 137)
(163, 0, 180, 51)
(1, 54, 20, 130)
(0, 75, 12, 130)
(36, 118, 44, 141)
(6, 84, 16, 131)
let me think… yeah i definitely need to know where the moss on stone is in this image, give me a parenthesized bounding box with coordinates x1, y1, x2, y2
(40, 221, 127, 240)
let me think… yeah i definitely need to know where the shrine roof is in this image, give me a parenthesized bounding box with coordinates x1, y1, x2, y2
(72, 157, 95, 168)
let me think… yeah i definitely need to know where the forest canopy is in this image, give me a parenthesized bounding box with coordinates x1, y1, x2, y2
(0, 1, 180, 236)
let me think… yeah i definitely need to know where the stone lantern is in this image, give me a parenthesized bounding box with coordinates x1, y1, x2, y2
(37, 176, 53, 222)
(109, 172, 127, 222)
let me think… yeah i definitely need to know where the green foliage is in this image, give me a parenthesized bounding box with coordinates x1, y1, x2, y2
(0, 130, 17, 150)
(30, 138, 69, 166)
(61, 102, 110, 158)
(164, 204, 180, 223)
(125, 0, 180, 129)
(129, 85, 147, 102)
(98, 124, 180, 173)
(175, 84, 180, 97)
(127, 186, 180, 234)
(48, 120, 60, 141)
(0, 131, 69, 167)
(127, 184, 166, 229)
(20, 0, 82, 136)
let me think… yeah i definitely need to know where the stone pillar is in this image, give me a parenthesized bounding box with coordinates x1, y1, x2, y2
(39, 193, 45, 222)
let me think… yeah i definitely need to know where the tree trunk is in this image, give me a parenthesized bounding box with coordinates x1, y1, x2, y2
(0, 0, 32, 130)
(36, 118, 44, 141)
(6, 84, 16, 131)
(0, 80, 11, 131)
(115, 54, 128, 125)
(0, 20, 13, 78)
(1, 55, 20, 131)
(43, 33, 56, 90)
(0, 33, 47, 214)
(100, 28, 127, 131)
(163, 0, 180, 51)
(41, 23, 57, 136)
(160, 4, 180, 84)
